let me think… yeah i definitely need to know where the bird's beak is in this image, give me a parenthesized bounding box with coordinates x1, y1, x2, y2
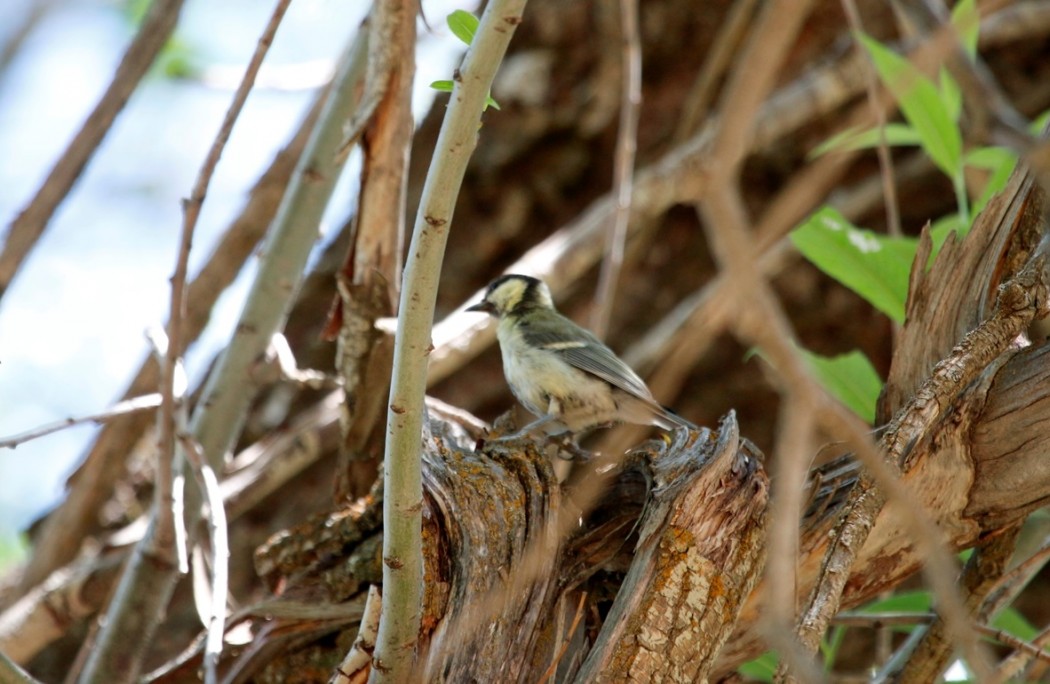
(466, 300, 495, 315)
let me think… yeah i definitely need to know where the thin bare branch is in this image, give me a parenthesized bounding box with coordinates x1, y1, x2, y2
(0, 0, 186, 302)
(0, 651, 37, 684)
(14, 80, 328, 601)
(687, 0, 1005, 679)
(761, 397, 821, 682)
(834, 611, 1050, 668)
(891, 524, 1021, 682)
(0, 0, 57, 75)
(332, 585, 381, 684)
(187, 18, 367, 474)
(673, 0, 758, 142)
(994, 621, 1050, 682)
(0, 394, 162, 449)
(77, 1, 292, 679)
(591, 0, 641, 337)
(840, 0, 901, 237)
(178, 436, 229, 684)
(981, 532, 1050, 619)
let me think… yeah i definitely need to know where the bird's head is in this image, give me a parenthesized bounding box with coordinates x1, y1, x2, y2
(466, 274, 554, 318)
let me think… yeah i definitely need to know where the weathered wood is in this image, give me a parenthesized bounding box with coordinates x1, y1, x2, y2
(969, 342, 1050, 528)
(575, 416, 768, 683)
(418, 411, 564, 682)
(880, 164, 1045, 419)
(247, 409, 771, 683)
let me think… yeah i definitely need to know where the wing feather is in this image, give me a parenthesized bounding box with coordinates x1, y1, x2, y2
(519, 311, 655, 400)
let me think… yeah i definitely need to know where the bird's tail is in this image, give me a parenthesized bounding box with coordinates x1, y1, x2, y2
(654, 404, 698, 432)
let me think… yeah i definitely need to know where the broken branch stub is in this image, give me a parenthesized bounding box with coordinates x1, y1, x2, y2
(575, 413, 769, 683)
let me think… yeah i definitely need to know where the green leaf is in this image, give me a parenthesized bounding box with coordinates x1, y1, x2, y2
(966, 146, 1018, 216)
(430, 81, 502, 111)
(861, 590, 932, 620)
(950, 0, 980, 59)
(992, 606, 1038, 641)
(791, 207, 916, 322)
(799, 349, 882, 423)
(929, 213, 967, 255)
(964, 146, 1016, 171)
(859, 34, 963, 178)
(940, 69, 962, 123)
(434, 11, 501, 112)
(447, 9, 480, 46)
(811, 123, 922, 157)
(1032, 108, 1050, 134)
(822, 625, 848, 669)
(738, 652, 778, 682)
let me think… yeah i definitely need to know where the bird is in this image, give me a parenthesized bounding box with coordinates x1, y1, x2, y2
(466, 274, 696, 442)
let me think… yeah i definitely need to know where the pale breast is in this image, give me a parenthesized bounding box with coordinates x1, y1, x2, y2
(497, 319, 620, 431)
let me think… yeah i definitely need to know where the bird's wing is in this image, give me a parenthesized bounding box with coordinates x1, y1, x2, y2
(520, 311, 655, 401)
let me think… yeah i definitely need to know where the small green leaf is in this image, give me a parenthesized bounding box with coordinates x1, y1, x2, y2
(950, 0, 980, 59)
(791, 207, 916, 322)
(430, 81, 501, 111)
(929, 213, 967, 255)
(964, 146, 1016, 171)
(861, 590, 932, 617)
(1032, 108, 1050, 134)
(811, 123, 922, 157)
(799, 349, 882, 423)
(966, 146, 1017, 216)
(823, 625, 848, 669)
(940, 69, 962, 122)
(859, 34, 963, 179)
(447, 9, 480, 46)
(992, 606, 1038, 641)
(738, 652, 778, 682)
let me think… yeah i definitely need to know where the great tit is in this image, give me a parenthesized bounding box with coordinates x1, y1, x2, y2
(466, 274, 696, 440)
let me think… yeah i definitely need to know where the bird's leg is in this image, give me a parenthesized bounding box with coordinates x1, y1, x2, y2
(554, 433, 591, 462)
(485, 413, 557, 444)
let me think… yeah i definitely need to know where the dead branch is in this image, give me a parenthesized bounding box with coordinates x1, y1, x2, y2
(575, 419, 768, 682)
(329, 0, 416, 500)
